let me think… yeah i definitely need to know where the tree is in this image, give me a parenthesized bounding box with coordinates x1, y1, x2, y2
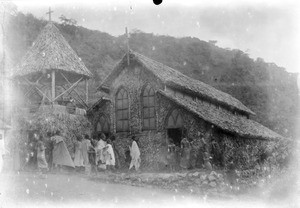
(59, 15, 77, 26)
(208, 40, 217, 45)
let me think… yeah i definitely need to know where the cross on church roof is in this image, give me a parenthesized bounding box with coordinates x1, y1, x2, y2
(125, 27, 130, 66)
(46, 7, 54, 22)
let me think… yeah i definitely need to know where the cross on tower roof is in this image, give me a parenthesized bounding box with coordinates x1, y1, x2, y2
(46, 7, 54, 22)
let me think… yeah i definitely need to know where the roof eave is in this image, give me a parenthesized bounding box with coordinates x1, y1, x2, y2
(158, 90, 283, 141)
(11, 22, 93, 78)
(87, 97, 111, 113)
(12, 68, 92, 80)
(166, 82, 255, 116)
(96, 54, 129, 91)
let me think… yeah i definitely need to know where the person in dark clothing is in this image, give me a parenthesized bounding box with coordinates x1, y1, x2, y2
(45, 132, 54, 171)
(180, 138, 191, 170)
(204, 152, 212, 170)
(226, 161, 237, 187)
(88, 142, 97, 175)
(25, 131, 38, 171)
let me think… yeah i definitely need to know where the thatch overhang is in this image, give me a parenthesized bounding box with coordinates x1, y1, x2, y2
(12, 22, 93, 82)
(87, 96, 111, 114)
(158, 90, 284, 141)
(100, 84, 111, 93)
(99, 51, 254, 116)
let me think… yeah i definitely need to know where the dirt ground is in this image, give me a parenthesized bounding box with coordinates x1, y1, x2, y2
(0, 171, 204, 207)
(0, 171, 296, 208)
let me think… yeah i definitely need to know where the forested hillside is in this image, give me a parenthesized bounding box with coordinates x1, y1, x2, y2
(5, 12, 299, 139)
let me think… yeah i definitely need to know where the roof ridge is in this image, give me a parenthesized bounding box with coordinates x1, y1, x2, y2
(131, 51, 254, 115)
(133, 51, 181, 76)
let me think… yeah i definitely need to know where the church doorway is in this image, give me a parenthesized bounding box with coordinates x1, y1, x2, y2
(166, 109, 184, 146)
(95, 114, 110, 138)
(167, 128, 182, 146)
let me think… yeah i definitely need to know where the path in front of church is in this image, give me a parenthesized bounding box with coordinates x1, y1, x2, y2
(0, 171, 272, 208)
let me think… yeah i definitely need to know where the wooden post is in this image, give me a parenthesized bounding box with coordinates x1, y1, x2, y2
(126, 27, 130, 66)
(51, 70, 55, 103)
(85, 78, 89, 104)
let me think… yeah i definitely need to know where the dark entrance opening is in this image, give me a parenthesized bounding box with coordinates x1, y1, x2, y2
(167, 128, 182, 147)
(95, 115, 110, 139)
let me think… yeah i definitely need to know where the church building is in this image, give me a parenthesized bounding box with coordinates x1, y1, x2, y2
(88, 51, 283, 170)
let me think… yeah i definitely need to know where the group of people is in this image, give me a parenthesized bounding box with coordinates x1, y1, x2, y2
(167, 137, 213, 171)
(167, 137, 192, 171)
(70, 132, 118, 173)
(89, 133, 141, 173)
(92, 133, 116, 171)
(2, 130, 142, 176)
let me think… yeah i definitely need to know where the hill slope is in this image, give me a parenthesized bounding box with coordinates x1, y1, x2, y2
(5, 12, 299, 139)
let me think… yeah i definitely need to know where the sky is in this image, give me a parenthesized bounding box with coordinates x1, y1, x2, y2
(11, 0, 300, 74)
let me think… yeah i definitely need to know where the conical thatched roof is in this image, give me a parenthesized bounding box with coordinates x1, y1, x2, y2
(12, 22, 92, 78)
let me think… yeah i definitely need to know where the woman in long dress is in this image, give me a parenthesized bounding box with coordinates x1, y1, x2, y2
(180, 137, 191, 170)
(74, 137, 84, 172)
(81, 135, 92, 174)
(129, 136, 141, 171)
(36, 134, 48, 177)
(51, 132, 75, 170)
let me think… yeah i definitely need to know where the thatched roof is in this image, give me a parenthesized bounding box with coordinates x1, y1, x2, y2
(87, 96, 111, 113)
(158, 90, 283, 140)
(100, 51, 254, 115)
(12, 22, 92, 78)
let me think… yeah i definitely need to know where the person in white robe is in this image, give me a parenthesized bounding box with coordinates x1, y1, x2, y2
(129, 136, 141, 171)
(103, 139, 115, 171)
